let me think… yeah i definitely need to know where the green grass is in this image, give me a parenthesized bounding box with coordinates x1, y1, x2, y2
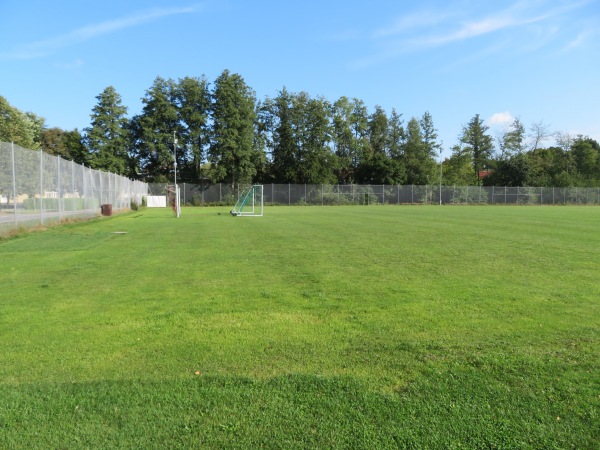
(1, 205, 598, 448)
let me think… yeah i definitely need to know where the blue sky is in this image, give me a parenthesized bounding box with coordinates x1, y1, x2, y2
(1, 0, 599, 157)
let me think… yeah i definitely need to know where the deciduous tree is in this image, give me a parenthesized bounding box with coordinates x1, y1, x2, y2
(331, 96, 355, 183)
(0, 96, 41, 149)
(403, 117, 436, 185)
(174, 76, 212, 182)
(498, 117, 526, 160)
(41, 128, 87, 164)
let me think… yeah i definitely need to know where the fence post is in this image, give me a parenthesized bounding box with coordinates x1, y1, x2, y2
(288, 183, 291, 205)
(83, 164, 87, 215)
(11, 142, 17, 227)
(71, 160, 75, 217)
(58, 156, 62, 223)
(586, 187, 589, 204)
(40, 149, 44, 225)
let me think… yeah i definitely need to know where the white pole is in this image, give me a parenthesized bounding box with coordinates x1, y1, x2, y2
(57, 156, 62, 223)
(71, 159, 75, 218)
(439, 148, 443, 205)
(173, 131, 177, 191)
(40, 149, 44, 225)
(173, 132, 178, 217)
(11, 142, 17, 227)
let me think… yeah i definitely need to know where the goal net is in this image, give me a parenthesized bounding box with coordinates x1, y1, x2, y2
(166, 185, 181, 218)
(231, 185, 263, 216)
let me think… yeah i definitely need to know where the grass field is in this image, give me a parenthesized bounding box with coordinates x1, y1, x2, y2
(1, 205, 598, 448)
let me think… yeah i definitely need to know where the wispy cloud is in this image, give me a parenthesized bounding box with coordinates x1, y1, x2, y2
(390, 3, 556, 51)
(54, 59, 85, 70)
(371, 10, 453, 38)
(352, 0, 593, 69)
(1, 5, 201, 60)
(558, 28, 596, 53)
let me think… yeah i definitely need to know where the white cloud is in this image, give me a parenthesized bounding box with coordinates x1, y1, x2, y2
(1, 5, 202, 60)
(487, 112, 514, 127)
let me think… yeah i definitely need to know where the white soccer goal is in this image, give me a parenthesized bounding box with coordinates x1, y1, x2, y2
(231, 185, 263, 217)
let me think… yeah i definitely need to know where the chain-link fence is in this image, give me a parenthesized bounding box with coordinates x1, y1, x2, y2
(1, 142, 148, 236)
(156, 183, 600, 207)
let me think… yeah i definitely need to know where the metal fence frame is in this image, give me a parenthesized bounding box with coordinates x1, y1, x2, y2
(1, 142, 148, 235)
(155, 183, 600, 207)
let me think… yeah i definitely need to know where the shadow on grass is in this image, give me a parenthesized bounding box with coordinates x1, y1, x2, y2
(1, 371, 596, 449)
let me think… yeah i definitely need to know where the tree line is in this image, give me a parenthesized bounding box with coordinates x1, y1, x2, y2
(2, 69, 599, 187)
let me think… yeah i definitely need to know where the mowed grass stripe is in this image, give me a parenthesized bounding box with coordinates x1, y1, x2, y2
(0, 206, 598, 448)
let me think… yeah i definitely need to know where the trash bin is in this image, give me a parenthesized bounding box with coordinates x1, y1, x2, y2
(100, 204, 112, 216)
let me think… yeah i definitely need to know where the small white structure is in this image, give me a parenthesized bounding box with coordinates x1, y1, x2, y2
(147, 196, 167, 207)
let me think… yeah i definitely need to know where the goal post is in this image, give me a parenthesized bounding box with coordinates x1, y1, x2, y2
(231, 185, 263, 217)
(166, 184, 181, 218)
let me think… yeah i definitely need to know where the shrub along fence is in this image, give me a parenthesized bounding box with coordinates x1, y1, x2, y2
(1, 142, 148, 236)
(148, 183, 600, 207)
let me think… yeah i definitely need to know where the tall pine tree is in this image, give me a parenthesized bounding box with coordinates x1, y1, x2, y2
(84, 86, 130, 175)
(460, 114, 494, 184)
